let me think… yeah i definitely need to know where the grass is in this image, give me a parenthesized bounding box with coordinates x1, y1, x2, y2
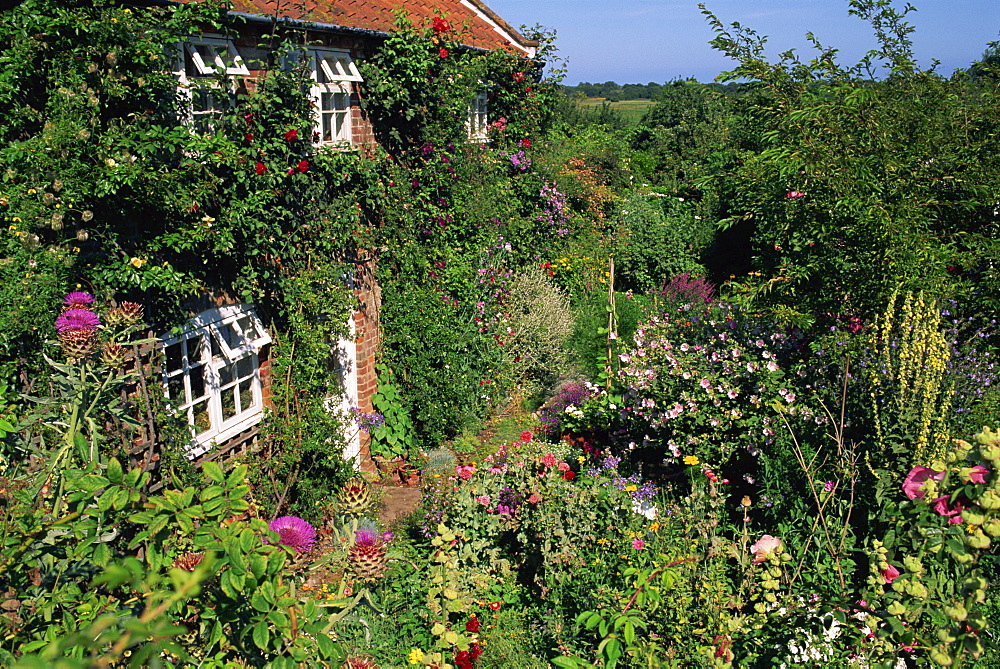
(576, 97, 656, 124)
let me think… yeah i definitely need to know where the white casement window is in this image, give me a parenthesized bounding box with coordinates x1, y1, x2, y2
(293, 48, 362, 146)
(162, 305, 271, 458)
(467, 91, 489, 141)
(173, 37, 250, 133)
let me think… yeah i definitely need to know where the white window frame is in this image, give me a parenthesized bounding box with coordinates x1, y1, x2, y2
(292, 48, 361, 147)
(172, 36, 250, 133)
(467, 90, 489, 142)
(161, 304, 271, 459)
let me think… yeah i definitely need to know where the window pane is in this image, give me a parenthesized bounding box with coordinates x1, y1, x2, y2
(236, 355, 253, 380)
(322, 110, 333, 142)
(210, 330, 222, 357)
(236, 315, 260, 340)
(222, 387, 236, 420)
(167, 374, 183, 401)
(189, 333, 207, 362)
(219, 361, 234, 387)
(239, 379, 254, 413)
(165, 342, 182, 372)
(189, 364, 206, 400)
(334, 92, 349, 111)
(192, 401, 211, 435)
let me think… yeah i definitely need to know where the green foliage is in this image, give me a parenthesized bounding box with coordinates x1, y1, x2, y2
(369, 364, 419, 461)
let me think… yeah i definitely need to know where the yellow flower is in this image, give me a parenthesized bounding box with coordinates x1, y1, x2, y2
(649, 522, 660, 532)
(683, 455, 699, 466)
(596, 538, 609, 545)
(741, 496, 752, 507)
(624, 485, 637, 492)
(408, 648, 425, 665)
(130, 257, 146, 268)
(577, 456, 585, 464)
(11, 217, 21, 223)
(27, 189, 36, 194)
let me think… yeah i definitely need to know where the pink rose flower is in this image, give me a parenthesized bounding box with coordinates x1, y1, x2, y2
(881, 563, 900, 584)
(750, 535, 783, 564)
(902, 466, 945, 500)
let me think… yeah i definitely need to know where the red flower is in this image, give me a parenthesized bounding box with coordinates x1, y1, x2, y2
(438, 47, 449, 59)
(254, 162, 267, 175)
(284, 128, 299, 142)
(526, 86, 532, 92)
(465, 615, 480, 633)
(432, 17, 451, 33)
(244, 132, 253, 142)
(244, 112, 253, 126)
(487, 601, 501, 611)
(520, 430, 533, 443)
(296, 159, 309, 173)
(512, 71, 525, 82)
(548, 270, 555, 277)
(519, 139, 531, 148)
(563, 471, 576, 481)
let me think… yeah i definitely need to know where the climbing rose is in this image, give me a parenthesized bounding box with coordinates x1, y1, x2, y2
(512, 71, 525, 82)
(269, 516, 317, 553)
(255, 162, 267, 175)
(284, 128, 299, 142)
(297, 160, 309, 173)
(432, 17, 451, 32)
(438, 47, 449, 59)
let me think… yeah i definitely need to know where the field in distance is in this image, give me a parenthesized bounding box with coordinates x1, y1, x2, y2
(575, 97, 656, 123)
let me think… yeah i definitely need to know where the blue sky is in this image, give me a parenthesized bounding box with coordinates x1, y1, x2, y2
(486, 0, 1000, 85)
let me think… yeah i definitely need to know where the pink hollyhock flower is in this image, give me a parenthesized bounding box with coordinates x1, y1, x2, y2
(455, 464, 476, 480)
(881, 563, 900, 584)
(269, 516, 317, 553)
(520, 430, 533, 443)
(528, 493, 541, 503)
(967, 465, 989, 484)
(632, 538, 645, 550)
(932, 494, 969, 523)
(902, 466, 945, 500)
(750, 535, 782, 564)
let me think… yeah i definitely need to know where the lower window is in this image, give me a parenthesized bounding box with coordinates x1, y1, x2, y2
(161, 305, 271, 458)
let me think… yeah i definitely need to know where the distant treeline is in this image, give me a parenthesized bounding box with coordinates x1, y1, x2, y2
(563, 79, 749, 101)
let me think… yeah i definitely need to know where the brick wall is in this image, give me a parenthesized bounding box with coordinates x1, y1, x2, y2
(352, 254, 382, 472)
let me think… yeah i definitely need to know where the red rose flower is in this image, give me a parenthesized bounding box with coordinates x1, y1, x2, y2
(244, 132, 253, 142)
(520, 139, 531, 148)
(296, 159, 309, 173)
(465, 615, 480, 633)
(254, 162, 266, 175)
(284, 128, 299, 142)
(526, 86, 532, 92)
(512, 71, 525, 82)
(244, 112, 253, 125)
(563, 471, 576, 481)
(432, 17, 451, 33)
(438, 47, 449, 59)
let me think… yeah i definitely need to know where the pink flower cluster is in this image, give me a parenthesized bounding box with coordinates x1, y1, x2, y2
(902, 464, 989, 524)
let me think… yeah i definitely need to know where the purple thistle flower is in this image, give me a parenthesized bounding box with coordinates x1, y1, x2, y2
(63, 292, 96, 308)
(55, 308, 101, 333)
(269, 516, 317, 553)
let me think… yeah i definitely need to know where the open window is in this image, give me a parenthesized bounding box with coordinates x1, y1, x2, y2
(287, 48, 362, 147)
(467, 90, 489, 142)
(161, 305, 271, 458)
(173, 36, 249, 133)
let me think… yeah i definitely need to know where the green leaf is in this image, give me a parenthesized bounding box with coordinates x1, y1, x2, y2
(202, 461, 225, 484)
(252, 621, 270, 650)
(106, 458, 124, 484)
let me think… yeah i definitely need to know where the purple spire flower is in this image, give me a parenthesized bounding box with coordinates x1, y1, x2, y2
(269, 516, 317, 554)
(63, 292, 96, 309)
(55, 308, 101, 333)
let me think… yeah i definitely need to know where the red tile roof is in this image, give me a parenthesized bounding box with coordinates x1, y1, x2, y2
(216, 0, 536, 55)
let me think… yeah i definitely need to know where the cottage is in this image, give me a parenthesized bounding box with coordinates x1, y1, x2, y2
(150, 0, 537, 468)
